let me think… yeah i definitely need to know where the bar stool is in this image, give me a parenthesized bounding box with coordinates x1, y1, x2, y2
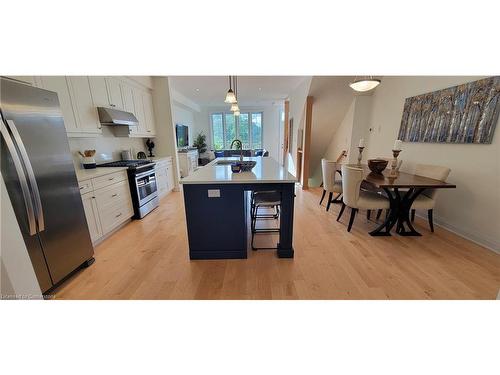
(250, 190, 281, 250)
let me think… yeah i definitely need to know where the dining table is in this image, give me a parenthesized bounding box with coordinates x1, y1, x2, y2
(338, 164, 456, 237)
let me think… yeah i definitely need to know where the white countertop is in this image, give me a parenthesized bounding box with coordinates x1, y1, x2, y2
(180, 157, 296, 184)
(75, 167, 128, 181)
(149, 156, 172, 163)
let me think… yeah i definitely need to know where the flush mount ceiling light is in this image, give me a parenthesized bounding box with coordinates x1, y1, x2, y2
(349, 77, 381, 92)
(224, 76, 237, 103)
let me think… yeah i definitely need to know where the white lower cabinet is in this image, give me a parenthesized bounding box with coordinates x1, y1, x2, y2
(177, 150, 198, 178)
(79, 170, 134, 244)
(155, 157, 175, 197)
(81, 191, 102, 243)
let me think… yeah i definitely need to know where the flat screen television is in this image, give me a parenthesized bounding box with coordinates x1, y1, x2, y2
(175, 124, 189, 148)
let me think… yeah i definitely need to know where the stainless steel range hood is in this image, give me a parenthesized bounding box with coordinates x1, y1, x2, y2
(97, 107, 139, 126)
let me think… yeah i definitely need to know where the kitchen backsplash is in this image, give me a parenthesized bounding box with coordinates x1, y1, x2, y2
(68, 126, 148, 169)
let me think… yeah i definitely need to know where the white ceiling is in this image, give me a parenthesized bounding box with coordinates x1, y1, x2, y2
(168, 76, 308, 107)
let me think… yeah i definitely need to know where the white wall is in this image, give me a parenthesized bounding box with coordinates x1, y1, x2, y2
(152, 77, 181, 189)
(262, 104, 282, 161)
(323, 99, 355, 162)
(365, 76, 500, 252)
(172, 102, 197, 147)
(308, 76, 356, 185)
(348, 96, 373, 163)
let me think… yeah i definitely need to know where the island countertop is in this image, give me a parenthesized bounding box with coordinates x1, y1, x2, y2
(180, 157, 296, 185)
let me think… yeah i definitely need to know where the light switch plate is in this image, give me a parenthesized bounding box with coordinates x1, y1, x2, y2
(207, 189, 221, 198)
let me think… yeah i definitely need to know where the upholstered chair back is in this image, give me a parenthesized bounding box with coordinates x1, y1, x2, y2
(415, 164, 451, 199)
(341, 165, 363, 207)
(321, 159, 340, 192)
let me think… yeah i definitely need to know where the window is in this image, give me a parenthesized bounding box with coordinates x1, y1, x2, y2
(211, 112, 263, 150)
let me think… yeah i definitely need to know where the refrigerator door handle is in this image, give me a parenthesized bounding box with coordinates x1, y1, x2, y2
(0, 119, 38, 235)
(5, 119, 45, 232)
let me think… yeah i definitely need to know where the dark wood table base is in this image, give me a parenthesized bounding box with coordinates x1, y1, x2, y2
(369, 187, 425, 237)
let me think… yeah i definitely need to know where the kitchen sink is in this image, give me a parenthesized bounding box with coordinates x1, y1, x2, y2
(215, 160, 256, 171)
(215, 160, 235, 165)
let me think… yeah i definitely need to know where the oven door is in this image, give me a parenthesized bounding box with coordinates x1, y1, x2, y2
(135, 170, 158, 206)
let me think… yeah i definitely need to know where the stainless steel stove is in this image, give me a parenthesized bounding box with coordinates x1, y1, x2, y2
(97, 160, 159, 219)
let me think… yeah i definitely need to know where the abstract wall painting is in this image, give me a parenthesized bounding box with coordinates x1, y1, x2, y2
(398, 76, 500, 144)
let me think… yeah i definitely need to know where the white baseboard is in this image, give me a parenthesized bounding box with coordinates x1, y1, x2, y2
(415, 213, 499, 255)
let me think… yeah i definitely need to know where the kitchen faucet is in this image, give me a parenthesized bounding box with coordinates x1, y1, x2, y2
(230, 139, 243, 162)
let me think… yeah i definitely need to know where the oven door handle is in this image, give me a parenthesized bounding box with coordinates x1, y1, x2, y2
(137, 180, 156, 187)
(135, 170, 156, 179)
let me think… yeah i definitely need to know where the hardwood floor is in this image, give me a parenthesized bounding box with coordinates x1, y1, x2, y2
(54, 187, 500, 299)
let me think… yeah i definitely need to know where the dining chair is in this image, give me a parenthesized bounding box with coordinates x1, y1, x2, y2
(337, 165, 390, 232)
(410, 164, 451, 232)
(320, 159, 343, 211)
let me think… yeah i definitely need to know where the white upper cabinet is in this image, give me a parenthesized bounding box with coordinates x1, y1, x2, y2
(105, 77, 124, 110)
(40, 76, 101, 137)
(67, 77, 102, 135)
(120, 82, 135, 114)
(88, 77, 110, 108)
(142, 91, 156, 136)
(132, 88, 147, 135)
(39, 76, 79, 133)
(36, 76, 157, 139)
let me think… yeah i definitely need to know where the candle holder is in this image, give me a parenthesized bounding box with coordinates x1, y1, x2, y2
(357, 147, 365, 165)
(390, 149, 401, 176)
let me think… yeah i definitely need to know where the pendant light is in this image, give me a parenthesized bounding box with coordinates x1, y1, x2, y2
(349, 76, 381, 92)
(224, 76, 237, 103)
(230, 76, 240, 115)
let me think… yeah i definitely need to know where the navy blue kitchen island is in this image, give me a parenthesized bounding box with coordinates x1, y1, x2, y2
(180, 157, 296, 260)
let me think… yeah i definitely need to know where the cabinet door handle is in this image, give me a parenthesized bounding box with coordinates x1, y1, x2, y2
(79, 186, 85, 190)
(110, 104, 116, 107)
(111, 193, 118, 197)
(115, 213, 122, 218)
(108, 177, 115, 181)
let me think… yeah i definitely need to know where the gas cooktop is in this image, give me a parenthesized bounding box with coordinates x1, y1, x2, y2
(97, 160, 154, 170)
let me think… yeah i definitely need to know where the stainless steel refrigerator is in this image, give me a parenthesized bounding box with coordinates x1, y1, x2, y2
(1, 77, 94, 293)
